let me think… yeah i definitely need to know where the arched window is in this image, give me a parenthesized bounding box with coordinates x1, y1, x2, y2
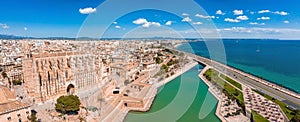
(39, 74, 42, 86)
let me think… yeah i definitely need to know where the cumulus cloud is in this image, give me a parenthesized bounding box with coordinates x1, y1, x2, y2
(273, 11, 288, 16)
(283, 21, 289, 24)
(182, 13, 189, 16)
(257, 16, 270, 20)
(233, 10, 243, 15)
(236, 15, 249, 20)
(193, 22, 203, 25)
(165, 21, 172, 26)
(256, 10, 288, 16)
(0, 23, 9, 29)
(215, 27, 300, 39)
(133, 18, 161, 28)
(115, 26, 121, 29)
(195, 14, 215, 19)
(249, 22, 265, 25)
(218, 27, 300, 35)
(182, 17, 192, 22)
(133, 18, 148, 24)
(142, 22, 161, 28)
(250, 12, 255, 15)
(258, 10, 271, 14)
(249, 22, 258, 25)
(224, 18, 240, 23)
(79, 7, 96, 14)
(216, 10, 225, 15)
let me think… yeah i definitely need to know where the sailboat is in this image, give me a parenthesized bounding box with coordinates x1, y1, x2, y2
(256, 46, 260, 53)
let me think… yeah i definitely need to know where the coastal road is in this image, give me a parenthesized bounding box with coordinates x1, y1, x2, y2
(168, 47, 300, 109)
(194, 55, 300, 109)
(218, 67, 300, 109)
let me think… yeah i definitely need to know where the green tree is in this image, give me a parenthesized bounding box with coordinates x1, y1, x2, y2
(12, 80, 22, 85)
(55, 95, 81, 114)
(1, 71, 7, 78)
(30, 110, 37, 122)
(291, 114, 300, 122)
(161, 64, 168, 72)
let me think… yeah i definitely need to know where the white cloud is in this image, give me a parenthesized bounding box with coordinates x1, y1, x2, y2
(256, 10, 288, 16)
(236, 15, 249, 20)
(216, 10, 225, 15)
(133, 18, 148, 24)
(113, 22, 117, 24)
(182, 17, 192, 22)
(0, 23, 9, 29)
(224, 18, 240, 23)
(215, 27, 300, 39)
(142, 22, 161, 28)
(195, 14, 215, 19)
(283, 21, 289, 24)
(257, 16, 270, 20)
(258, 10, 271, 14)
(132, 18, 161, 28)
(151, 22, 161, 27)
(218, 27, 300, 35)
(115, 26, 121, 29)
(249, 22, 258, 25)
(165, 21, 172, 26)
(250, 12, 255, 15)
(249, 22, 265, 25)
(233, 10, 243, 15)
(193, 22, 203, 25)
(273, 11, 288, 16)
(182, 13, 189, 16)
(79, 7, 96, 14)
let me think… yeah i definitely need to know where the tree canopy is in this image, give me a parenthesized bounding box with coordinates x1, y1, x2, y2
(55, 95, 81, 114)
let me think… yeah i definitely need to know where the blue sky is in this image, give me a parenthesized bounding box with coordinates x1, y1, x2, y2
(0, 0, 300, 39)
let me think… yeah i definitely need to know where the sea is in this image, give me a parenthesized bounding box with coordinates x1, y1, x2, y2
(177, 39, 300, 93)
(125, 39, 300, 121)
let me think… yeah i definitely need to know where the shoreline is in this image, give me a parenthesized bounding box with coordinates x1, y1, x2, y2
(169, 48, 300, 103)
(198, 66, 227, 122)
(173, 42, 183, 48)
(172, 44, 300, 95)
(103, 61, 198, 121)
(154, 61, 198, 88)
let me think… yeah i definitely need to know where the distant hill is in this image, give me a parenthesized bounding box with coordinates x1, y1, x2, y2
(0, 34, 77, 40)
(0, 34, 279, 41)
(0, 34, 26, 39)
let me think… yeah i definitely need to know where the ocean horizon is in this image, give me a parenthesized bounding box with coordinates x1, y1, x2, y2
(177, 39, 300, 93)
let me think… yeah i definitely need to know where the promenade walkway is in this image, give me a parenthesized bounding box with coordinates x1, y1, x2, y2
(168, 47, 300, 109)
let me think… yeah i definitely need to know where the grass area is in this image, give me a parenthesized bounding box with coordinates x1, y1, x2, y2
(252, 110, 269, 122)
(220, 74, 242, 90)
(204, 69, 244, 103)
(253, 89, 295, 120)
(204, 68, 245, 114)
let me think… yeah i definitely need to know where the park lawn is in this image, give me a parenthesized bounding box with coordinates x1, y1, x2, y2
(220, 74, 242, 90)
(252, 110, 269, 122)
(204, 69, 244, 104)
(224, 82, 244, 104)
(253, 89, 294, 120)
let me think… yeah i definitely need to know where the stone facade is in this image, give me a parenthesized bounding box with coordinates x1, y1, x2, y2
(23, 51, 101, 103)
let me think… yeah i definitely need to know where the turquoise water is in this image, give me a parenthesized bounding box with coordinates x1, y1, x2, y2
(177, 39, 300, 93)
(125, 65, 220, 122)
(125, 39, 300, 122)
